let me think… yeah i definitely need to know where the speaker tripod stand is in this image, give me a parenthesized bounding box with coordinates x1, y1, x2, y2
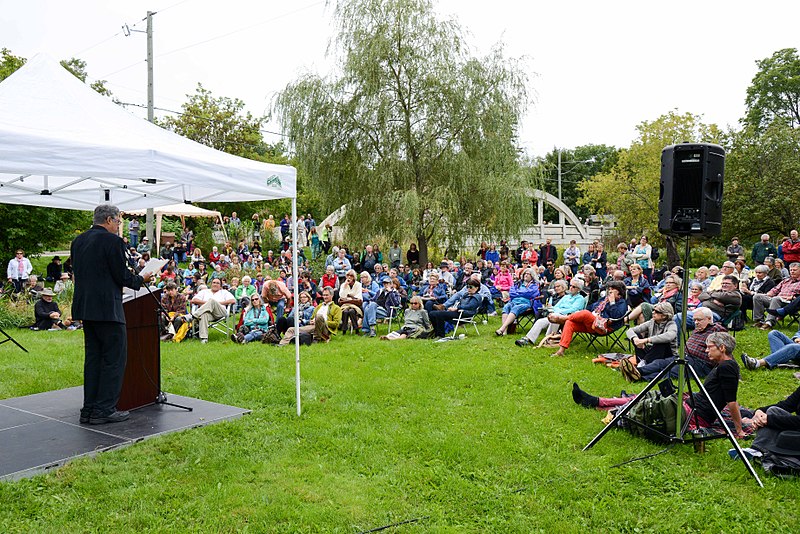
(0, 326, 27, 353)
(583, 236, 763, 487)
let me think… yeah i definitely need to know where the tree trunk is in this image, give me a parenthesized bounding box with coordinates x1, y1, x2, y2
(665, 235, 682, 269)
(418, 233, 429, 268)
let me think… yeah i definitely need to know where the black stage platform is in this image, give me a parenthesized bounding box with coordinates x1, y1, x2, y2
(0, 386, 250, 481)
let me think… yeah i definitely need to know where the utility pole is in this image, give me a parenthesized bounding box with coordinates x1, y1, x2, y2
(145, 11, 155, 247)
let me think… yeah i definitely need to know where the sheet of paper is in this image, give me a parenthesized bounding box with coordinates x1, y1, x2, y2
(139, 258, 168, 278)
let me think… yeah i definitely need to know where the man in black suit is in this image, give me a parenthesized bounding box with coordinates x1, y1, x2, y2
(71, 205, 153, 425)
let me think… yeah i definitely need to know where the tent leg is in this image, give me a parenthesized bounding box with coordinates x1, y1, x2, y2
(292, 198, 301, 416)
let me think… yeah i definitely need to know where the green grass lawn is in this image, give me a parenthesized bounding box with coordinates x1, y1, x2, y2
(1, 319, 800, 532)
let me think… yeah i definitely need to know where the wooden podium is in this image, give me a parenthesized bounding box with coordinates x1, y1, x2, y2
(118, 288, 161, 411)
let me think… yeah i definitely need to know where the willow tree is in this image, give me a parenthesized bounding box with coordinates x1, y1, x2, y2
(274, 0, 531, 264)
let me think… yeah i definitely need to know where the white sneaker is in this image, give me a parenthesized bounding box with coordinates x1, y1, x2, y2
(488, 311, 497, 317)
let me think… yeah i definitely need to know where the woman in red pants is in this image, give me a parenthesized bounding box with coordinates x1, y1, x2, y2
(551, 280, 628, 356)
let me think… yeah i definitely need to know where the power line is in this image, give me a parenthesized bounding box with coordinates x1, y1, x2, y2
(155, 1, 325, 59)
(117, 101, 287, 139)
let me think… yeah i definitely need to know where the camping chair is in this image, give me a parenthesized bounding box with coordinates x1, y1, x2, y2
(386, 303, 405, 333)
(449, 309, 480, 339)
(189, 302, 235, 340)
(721, 309, 745, 337)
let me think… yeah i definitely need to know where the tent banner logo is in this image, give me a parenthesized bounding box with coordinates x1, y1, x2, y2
(266, 175, 282, 188)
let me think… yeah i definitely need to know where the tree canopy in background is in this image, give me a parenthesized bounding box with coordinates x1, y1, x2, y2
(577, 110, 723, 242)
(535, 144, 618, 222)
(160, 84, 319, 221)
(0, 48, 100, 258)
(724, 121, 800, 240)
(275, 0, 532, 264)
(744, 48, 800, 131)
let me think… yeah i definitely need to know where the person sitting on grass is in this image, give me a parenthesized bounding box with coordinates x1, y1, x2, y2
(741, 323, 800, 371)
(279, 287, 341, 345)
(159, 282, 188, 341)
(749, 384, 800, 456)
(550, 280, 628, 357)
(429, 279, 483, 339)
(33, 288, 74, 330)
(495, 268, 541, 336)
(231, 294, 272, 344)
(381, 295, 433, 341)
(572, 332, 749, 439)
(53, 272, 72, 294)
(515, 278, 585, 347)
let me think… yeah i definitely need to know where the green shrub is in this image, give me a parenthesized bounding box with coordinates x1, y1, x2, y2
(689, 245, 728, 268)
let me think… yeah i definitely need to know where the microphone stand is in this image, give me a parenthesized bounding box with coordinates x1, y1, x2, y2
(143, 283, 192, 412)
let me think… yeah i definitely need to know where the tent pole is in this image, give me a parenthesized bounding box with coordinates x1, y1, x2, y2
(292, 198, 301, 416)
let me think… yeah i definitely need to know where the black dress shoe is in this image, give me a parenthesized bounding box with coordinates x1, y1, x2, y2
(79, 413, 90, 424)
(89, 410, 130, 425)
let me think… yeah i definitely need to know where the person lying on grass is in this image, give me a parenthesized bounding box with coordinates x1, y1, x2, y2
(550, 280, 628, 357)
(572, 332, 750, 438)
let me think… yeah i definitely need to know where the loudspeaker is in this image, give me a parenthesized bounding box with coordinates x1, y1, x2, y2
(658, 143, 724, 236)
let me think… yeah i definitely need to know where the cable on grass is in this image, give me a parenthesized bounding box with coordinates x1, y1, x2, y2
(358, 516, 429, 533)
(610, 444, 674, 468)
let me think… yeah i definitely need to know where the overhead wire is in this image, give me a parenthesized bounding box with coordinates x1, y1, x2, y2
(116, 102, 288, 151)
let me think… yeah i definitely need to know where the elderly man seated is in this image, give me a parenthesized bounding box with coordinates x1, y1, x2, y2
(674, 274, 741, 338)
(740, 264, 776, 317)
(753, 262, 800, 330)
(279, 287, 341, 345)
(573, 332, 748, 439)
(33, 288, 73, 330)
(635, 307, 727, 381)
(174, 278, 235, 343)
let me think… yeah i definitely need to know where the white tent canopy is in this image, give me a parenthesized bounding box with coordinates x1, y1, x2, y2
(123, 203, 226, 250)
(0, 55, 305, 416)
(0, 54, 296, 210)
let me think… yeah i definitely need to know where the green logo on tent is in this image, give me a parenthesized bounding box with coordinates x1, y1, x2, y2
(266, 175, 282, 188)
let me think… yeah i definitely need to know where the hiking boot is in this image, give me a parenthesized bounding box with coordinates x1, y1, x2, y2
(741, 352, 759, 370)
(619, 358, 641, 382)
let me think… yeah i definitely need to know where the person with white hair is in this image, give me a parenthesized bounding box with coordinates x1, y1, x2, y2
(515, 278, 585, 347)
(752, 233, 777, 265)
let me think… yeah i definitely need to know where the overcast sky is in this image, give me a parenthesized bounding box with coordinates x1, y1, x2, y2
(2, 0, 798, 157)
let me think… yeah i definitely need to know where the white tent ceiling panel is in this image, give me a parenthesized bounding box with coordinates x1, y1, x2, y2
(0, 54, 296, 210)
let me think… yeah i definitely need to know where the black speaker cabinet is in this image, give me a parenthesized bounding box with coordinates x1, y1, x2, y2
(658, 143, 724, 236)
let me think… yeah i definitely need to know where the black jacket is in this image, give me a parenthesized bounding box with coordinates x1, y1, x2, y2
(759, 386, 800, 431)
(70, 225, 143, 323)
